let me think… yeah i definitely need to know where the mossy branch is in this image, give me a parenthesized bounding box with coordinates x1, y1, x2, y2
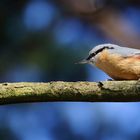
(0, 81, 140, 105)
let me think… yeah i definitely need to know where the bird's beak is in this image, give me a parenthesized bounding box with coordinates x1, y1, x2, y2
(75, 59, 88, 64)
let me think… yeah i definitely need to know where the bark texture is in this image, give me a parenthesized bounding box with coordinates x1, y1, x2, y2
(0, 81, 140, 105)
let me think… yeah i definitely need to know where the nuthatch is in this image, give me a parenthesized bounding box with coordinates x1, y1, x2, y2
(79, 44, 140, 80)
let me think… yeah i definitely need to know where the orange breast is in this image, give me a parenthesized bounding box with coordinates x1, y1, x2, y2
(95, 50, 140, 80)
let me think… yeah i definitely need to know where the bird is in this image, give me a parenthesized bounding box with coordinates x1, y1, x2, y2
(79, 43, 140, 80)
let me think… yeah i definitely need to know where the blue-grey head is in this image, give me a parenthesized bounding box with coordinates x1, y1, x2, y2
(78, 44, 115, 65)
(78, 43, 140, 65)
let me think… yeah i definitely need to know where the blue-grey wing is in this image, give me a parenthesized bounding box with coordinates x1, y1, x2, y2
(109, 46, 140, 57)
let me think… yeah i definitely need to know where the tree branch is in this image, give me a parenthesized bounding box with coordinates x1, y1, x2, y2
(0, 81, 140, 105)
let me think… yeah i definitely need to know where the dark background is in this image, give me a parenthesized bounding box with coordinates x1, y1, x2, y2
(0, 0, 140, 139)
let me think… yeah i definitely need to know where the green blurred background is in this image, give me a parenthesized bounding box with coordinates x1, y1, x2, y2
(1, 0, 140, 140)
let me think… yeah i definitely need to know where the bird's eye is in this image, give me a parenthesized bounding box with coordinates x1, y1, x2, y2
(109, 47, 114, 49)
(104, 46, 114, 49)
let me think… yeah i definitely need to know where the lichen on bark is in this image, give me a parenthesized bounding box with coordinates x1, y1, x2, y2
(0, 81, 139, 105)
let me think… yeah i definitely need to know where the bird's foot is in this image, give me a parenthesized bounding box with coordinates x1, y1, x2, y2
(106, 78, 113, 81)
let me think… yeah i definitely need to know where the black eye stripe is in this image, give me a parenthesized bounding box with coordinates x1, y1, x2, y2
(86, 46, 114, 60)
(95, 46, 114, 54)
(86, 53, 95, 60)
